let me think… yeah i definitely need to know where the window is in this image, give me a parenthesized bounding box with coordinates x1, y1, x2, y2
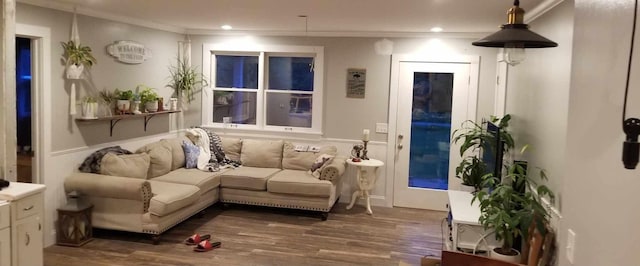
(203, 44, 324, 134)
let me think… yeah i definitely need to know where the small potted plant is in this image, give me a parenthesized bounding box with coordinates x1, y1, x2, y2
(80, 96, 98, 119)
(473, 157, 555, 263)
(61, 40, 96, 79)
(455, 156, 488, 192)
(114, 89, 133, 114)
(98, 89, 116, 117)
(131, 93, 142, 114)
(167, 58, 208, 108)
(139, 86, 159, 112)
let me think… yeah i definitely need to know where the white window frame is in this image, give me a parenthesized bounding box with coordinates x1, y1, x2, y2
(202, 44, 324, 134)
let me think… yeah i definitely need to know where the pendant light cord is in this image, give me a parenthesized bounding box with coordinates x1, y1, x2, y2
(623, 0, 639, 124)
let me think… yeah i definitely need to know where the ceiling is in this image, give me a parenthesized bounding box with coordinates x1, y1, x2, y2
(20, 0, 547, 36)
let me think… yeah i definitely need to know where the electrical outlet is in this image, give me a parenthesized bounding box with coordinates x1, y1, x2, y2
(376, 123, 388, 133)
(566, 229, 576, 264)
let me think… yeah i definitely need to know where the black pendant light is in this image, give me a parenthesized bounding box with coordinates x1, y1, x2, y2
(473, 0, 557, 65)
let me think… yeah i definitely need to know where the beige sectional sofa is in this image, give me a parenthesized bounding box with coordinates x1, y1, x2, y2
(64, 136, 346, 243)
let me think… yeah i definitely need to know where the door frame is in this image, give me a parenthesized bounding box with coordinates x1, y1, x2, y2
(16, 24, 51, 184)
(386, 54, 479, 208)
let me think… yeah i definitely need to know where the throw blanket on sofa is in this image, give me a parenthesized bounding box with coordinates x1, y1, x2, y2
(78, 146, 132, 173)
(185, 128, 241, 172)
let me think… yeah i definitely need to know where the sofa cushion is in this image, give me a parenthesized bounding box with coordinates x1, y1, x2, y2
(161, 137, 191, 170)
(147, 180, 200, 217)
(100, 153, 150, 179)
(137, 142, 173, 178)
(151, 168, 229, 193)
(221, 137, 242, 161)
(240, 139, 283, 168)
(220, 167, 281, 191)
(267, 169, 334, 197)
(182, 141, 199, 169)
(282, 142, 337, 171)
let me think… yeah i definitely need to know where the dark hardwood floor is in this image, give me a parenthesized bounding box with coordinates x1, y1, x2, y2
(44, 203, 447, 266)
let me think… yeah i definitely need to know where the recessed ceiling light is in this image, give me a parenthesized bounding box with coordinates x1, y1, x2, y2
(221, 25, 232, 30)
(430, 27, 443, 33)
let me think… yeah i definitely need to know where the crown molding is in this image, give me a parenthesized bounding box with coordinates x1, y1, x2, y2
(525, 0, 566, 23)
(186, 29, 489, 39)
(17, 0, 187, 34)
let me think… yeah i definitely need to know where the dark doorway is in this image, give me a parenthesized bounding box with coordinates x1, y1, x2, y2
(16, 37, 32, 183)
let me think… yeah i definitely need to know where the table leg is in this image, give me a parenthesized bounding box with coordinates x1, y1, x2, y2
(346, 190, 360, 210)
(365, 190, 373, 215)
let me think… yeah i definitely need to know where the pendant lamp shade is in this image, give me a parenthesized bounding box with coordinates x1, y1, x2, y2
(472, 24, 558, 48)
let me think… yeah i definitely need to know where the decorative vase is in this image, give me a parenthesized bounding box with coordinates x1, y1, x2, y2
(169, 98, 178, 111)
(101, 102, 113, 117)
(131, 100, 142, 114)
(490, 248, 521, 263)
(116, 100, 130, 114)
(65, 64, 84, 79)
(81, 102, 97, 119)
(145, 101, 158, 113)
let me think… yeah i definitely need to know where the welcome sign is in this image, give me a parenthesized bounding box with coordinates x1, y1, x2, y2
(107, 41, 152, 64)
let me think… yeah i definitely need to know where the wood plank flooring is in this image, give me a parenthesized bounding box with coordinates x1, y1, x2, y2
(44, 203, 447, 266)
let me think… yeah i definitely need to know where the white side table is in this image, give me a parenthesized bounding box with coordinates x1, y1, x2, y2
(346, 158, 384, 215)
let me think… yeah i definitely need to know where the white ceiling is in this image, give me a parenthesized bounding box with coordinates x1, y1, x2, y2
(20, 0, 547, 36)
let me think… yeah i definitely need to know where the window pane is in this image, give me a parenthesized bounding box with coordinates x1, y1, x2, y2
(215, 55, 258, 89)
(213, 91, 257, 125)
(268, 57, 314, 91)
(266, 93, 312, 128)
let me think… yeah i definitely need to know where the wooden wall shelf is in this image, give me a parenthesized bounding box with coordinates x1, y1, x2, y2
(75, 110, 181, 136)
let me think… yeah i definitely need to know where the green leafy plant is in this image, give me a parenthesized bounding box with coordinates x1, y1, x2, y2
(61, 40, 97, 67)
(139, 86, 159, 104)
(167, 58, 208, 104)
(114, 89, 134, 101)
(455, 156, 489, 191)
(82, 96, 97, 103)
(473, 158, 555, 257)
(98, 89, 116, 104)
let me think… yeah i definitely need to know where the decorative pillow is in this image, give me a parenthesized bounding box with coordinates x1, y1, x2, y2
(282, 142, 337, 170)
(308, 154, 335, 178)
(182, 141, 200, 169)
(100, 152, 150, 179)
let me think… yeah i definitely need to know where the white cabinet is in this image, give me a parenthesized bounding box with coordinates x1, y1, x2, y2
(0, 183, 45, 266)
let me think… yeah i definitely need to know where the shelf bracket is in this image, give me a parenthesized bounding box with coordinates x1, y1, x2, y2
(144, 114, 157, 131)
(109, 119, 123, 137)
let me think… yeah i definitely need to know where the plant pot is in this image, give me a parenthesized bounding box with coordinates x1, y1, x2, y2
(490, 247, 521, 263)
(66, 64, 84, 79)
(131, 101, 142, 114)
(169, 98, 178, 111)
(116, 100, 131, 114)
(81, 102, 98, 119)
(459, 184, 476, 193)
(145, 101, 158, 113)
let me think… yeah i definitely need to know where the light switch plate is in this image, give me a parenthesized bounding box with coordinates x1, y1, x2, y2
(376, 123, 388, 133)
(566, 229, 576, 264)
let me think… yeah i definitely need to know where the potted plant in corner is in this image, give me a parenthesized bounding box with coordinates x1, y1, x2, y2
(61, 40, 96, 79)
(139, 86, 159, 113)
(473, 158, 555, 263)
(452, 114, 514, 192)
(114, 89, 133, 114)
(167, 58, 208, 109)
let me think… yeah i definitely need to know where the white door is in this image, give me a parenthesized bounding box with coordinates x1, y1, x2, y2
(392, 58, 478, 211)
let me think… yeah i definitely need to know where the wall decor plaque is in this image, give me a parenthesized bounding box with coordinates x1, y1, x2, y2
(107, 41, 152, 64)
(347, 68, 366, 98)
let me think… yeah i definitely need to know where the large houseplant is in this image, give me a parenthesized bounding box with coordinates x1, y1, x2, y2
(473, 157, 555, 262)
(61, 40, 97, 79)
(452, 114, 514, 191)
(167, 59, 208, 105)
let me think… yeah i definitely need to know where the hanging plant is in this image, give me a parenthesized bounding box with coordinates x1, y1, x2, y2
(61, 40, 96, 79)
(167, 58, 208, 104)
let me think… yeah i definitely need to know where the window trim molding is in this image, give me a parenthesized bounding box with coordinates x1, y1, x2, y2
(201, 43, 324, 134)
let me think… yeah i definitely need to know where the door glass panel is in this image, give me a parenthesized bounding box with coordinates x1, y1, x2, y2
(409, 72, 453, 190)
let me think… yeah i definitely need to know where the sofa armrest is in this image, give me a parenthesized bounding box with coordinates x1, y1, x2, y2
(65, 173, 153, 212)
(320, 156, 347, 182)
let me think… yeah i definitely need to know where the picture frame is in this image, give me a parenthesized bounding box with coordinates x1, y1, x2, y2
(346, 68, 366, 98)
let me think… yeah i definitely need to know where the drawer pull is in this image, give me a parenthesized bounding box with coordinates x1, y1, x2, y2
(23, 205, 34, 211)
(25, 233, 30, 246)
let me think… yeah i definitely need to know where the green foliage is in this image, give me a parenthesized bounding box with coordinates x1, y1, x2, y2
(455, 156, 490, 190)
(61, 40, 97, 67)
(114, 89, 134, 101)
(167, 58, 208, 104)
(98, 89, 117, 104)
(139, 86, 159, 104)
(472, 160, 555, 254)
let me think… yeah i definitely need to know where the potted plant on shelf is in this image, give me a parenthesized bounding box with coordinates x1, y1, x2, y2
(61, 40, 97, 79)
(98, 89, 116, 117)
(167, 58, 208, 108)
(131, 93, 142, 114)
(473, 156, 555, 263)
(452, 114, 514, 192)
(139, 86, 159, 113)
(114, 89, 133, 114)
(80, 96, 98, 119)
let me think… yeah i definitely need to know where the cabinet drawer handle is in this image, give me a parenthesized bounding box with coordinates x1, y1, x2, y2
(25, 233, 30, 246)
(23, 205, 34, 211)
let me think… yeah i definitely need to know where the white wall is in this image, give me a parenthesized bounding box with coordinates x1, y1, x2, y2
(559, 0, 640, 265)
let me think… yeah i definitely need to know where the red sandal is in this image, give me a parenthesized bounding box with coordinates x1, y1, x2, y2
(193, 240, 221, 252)
(183, 234, 211, 245)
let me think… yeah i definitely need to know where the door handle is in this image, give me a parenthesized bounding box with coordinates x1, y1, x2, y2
(25, 233, 30, 246)
(23, 205, 34, 211)
(397, 144, 403, 149)
(397, 134, 404, 149)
